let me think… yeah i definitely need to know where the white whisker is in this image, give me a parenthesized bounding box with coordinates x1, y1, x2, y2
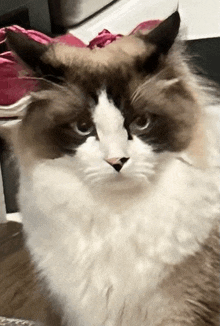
(136, 173, 150, 181)
(84, 167, 103, 174)
(84, 173, 112, 183)
(134, 162, 155, 168)
(85, 171, 109, 178)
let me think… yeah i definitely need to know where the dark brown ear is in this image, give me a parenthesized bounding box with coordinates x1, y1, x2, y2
(6, 30, 65, 82)
(141, 11, 181, 55)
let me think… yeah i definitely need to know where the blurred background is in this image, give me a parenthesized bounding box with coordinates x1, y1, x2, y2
(1, 0, 220, 40)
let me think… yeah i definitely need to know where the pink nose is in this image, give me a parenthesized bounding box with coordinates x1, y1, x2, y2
(105, 157, 130, 172)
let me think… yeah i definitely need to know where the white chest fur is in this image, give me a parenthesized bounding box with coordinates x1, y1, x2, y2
(18, 155, 219, 326)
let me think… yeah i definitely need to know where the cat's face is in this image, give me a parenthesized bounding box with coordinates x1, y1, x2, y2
(4, 12, 201, 189)
(64, 89, 159, 189)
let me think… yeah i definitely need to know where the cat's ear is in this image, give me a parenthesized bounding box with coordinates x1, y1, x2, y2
(141, 11, 180, 55)
(6, 30, 65, 81)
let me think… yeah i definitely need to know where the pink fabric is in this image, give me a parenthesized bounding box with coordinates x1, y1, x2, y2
(88, 29, 123, 49)
(0, 20, 160, 116)
(55, 33, 86, 47)
(0, 26, 86, 109)
(0, 25, 52, 45)
(88, 20, 161, 49)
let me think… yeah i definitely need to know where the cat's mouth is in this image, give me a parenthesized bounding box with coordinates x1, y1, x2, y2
(90, 170, 148, 191)
(80, 156, 155, 190)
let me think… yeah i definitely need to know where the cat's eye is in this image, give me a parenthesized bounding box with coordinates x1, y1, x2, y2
(73, 120, 94, 136)
(131, 115, 151, 132)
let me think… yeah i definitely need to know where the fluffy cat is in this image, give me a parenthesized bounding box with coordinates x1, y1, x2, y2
(1, 11, 219, 326)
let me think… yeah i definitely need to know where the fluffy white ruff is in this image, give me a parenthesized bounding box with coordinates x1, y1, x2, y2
(19, 157, 219, 326)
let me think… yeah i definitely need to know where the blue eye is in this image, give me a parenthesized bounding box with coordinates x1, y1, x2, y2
(131, 114, 151, 132)
(73, 120, 94, 136)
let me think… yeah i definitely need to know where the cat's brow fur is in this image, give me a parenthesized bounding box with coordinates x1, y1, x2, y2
(1, 12, 219, 326)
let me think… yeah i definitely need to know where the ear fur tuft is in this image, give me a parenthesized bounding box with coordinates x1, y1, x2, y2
(6, 29, 48, 71)
(6, 30, 65, 81)
(141, 11, 181, 54)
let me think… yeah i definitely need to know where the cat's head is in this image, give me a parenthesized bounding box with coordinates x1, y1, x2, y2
(1, 12, 206, 189)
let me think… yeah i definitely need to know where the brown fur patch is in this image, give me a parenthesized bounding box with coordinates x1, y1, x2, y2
(157, 225, 220, 326)
(45, 35, 153, 69)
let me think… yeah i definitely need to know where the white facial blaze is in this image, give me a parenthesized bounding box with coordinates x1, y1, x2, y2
(93, 91, 129, 159)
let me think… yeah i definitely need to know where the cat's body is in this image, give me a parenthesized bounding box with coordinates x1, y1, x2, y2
(19, 141, 219, 326)
(1, 12, 219, 326)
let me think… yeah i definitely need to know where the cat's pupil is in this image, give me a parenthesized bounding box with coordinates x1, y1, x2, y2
(73, 119, 94, 136)
(133, 115, 150, 130)
(136, 116, 147, 127)
(77, 121, 91, 133)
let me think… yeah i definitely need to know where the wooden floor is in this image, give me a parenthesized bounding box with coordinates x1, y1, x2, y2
(0, 222, 48, 325)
